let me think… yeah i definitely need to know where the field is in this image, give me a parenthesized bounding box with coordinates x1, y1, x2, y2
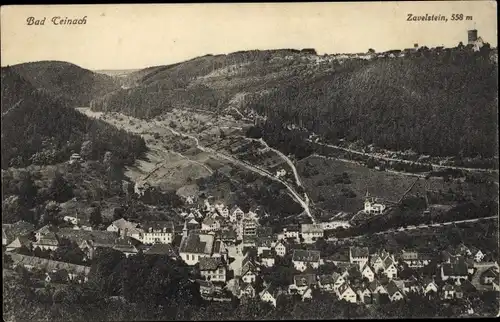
(297, 155, 498, 214)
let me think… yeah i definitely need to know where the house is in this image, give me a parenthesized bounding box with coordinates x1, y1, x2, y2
(290, 274, 317, 296)
(441, 257, 469, 283)
(360, 264, 375, 282)
(35, 225, 57, 242)
(337, 283, 357, 303)
(320, 221, 351, 230)
(241, 257, 258, 284)
(292, 249, 321, 272)
(211, 240, 228, 261)
(33, 231, 60, 251)
(422, 277, 439, 296)
(239, 282, 256, 299)
(301, 224, 324, 244)
(179, 232, 215, 265)
(356, 286, 373, 304)
(370, 254, 385, 273)
(216, 229, 237, 246)
(349, 246, 369, 267)
(441, 284, 461, 300)
(470, 247, 485, 262)
(382, 257, 398, 280)
(201, 217, 221, 232)
(197, 279, 215, 298)
(260, 249, 276, 268)
(363, 192, 386, 214)
(63, 216, 79, 226)
(274, 240, 289, 257)
(3, 221, 35, 246)
(216, 205, 229, 218)
(144, 243, 179, 260)
(481, 267, 499, 285)
(368, 279, 387, 295)
(279, 225, 300, 242)
(402, 276, 423, 294)
(318, 274, 335, 292)
(400, 250, 432, 268)
(242, 217, 258, 236)
(138, 221, 173, 244)
(199, 257, 227, 283)
(5, 236, 32, 253)
(242, 235, 257, 247)
(332, 272, 346, 292)
(229, 206, 245, 223)
(301, 286, 314, 301)
(325, 250, 350, 266)
(260, 283, 285, 307)
(10, 253, 90, 282)
(106, 218, 139, 234)
(256, 237, 273, 256)
(386, 280, 405, 302)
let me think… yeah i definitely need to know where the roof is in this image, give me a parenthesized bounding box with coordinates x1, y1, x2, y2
(213, 240, 224, 254)
(401, 250, 419, 260)
(294, 274, 317, 287)
(199, 257, 224, 271)
(3, 221, 35, 242)
(318, 274, 334, 285)
(217, 229, 237, 240)
(283, 225, 300, 232)
(144, 243, 177, 257)
(368, 280, 384, 292)
(292, 249, 321, 262)
(338, 283, 353, 295)
(262, 283, 284, 298)
(326, 251, 350, 263)
(256, 237, 273, 248)
(6, 237, 31, 249)
(256, 226, 273, 238)
(140, 221, 173, 233)
(202, 217, 217, 226)
(196, 279, 214, 289)
(301, 224, 324, 234)
(179, 233, 214, 255)
(57, 228, 118, 246)
(35, 232, 59, 246)
(383, 257, 395, 269)
(386, 281, 403, 297)
(442, 259, 468, 277)
(110, 218, 138, 231)
(350, 246, 369, 258)
(10, 253, 91, 275)
(261, 249, 275, 259)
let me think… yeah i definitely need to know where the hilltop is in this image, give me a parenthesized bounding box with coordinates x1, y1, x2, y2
(9, 61, 119, 106)
(1, 67, 146, 169)
(90, 47, 498, 159)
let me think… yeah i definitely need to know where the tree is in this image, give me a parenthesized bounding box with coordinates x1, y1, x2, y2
(17, 172, 38, 208)
(80, 140, 93, 160)
(48, 172, 73, 203)
(40, 201, 62, 226)
(368, 48, 376, 54)
(89, 206, 103, 228)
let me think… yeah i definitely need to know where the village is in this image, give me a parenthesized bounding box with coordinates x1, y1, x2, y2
(3, 190, 499, 313)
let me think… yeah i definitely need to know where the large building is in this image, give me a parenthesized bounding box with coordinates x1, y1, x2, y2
(179, 232, 216, 265)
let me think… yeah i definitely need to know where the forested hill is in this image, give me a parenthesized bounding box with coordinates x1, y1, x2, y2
(1, 67, 147, 169)
(89, 47, 498, 158)
(9, 61, 120, 106)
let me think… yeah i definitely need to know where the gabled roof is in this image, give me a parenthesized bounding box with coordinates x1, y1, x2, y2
(442, 259, 468, 277)
(35, 232, 59, 246)
(294, 274, 317, 287)
(386, 281, 403, 297)
(3, 221, 35, 242)
(368, 280, 384, 292)
(199, 257, 225, 271)
(213, 240, 225, 254)
(110, 218, 138, 231)
(332, 272, 343, 283)
(262, 283, 284, 298)
(196, 279, 214, 289)
(202, 217, 218, 226)
(217, 229, 237, 240)
(292, 249, 320, 262)
(350, 246, 369, 258)
(144, 243, 177, 257)
(6, 237, 31, 249)
(140, 221, 173, 233)
(10, 253, 90, 275)
(301, 224, 324, 234)
(338, 283, 354, 295)
(57, 228, 118, 246)
(383, 257, 396, 269)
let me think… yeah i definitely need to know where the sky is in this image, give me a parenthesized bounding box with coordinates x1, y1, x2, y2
(1, 2, 497, 70)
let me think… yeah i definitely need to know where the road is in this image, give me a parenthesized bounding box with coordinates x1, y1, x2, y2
(77, 108, 315, 223)
(309, 139, 498, 174)
(155, 120, 315, 223)
(327, 215, 497, 241)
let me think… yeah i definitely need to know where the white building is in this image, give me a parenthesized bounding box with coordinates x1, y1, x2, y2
(364, 192, 386, 214)
(139, 221, 173, 244)
(179, 232, 215, 266)
(301, 224, 324, 244)
(292, 249, 321, 272)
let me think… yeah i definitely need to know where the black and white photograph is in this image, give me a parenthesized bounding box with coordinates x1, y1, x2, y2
(1, 2, 499, 320)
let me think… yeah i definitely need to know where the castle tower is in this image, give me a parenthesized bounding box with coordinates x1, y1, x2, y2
(468, 29, 478, 45)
